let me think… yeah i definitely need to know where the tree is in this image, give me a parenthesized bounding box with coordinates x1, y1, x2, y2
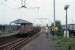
(51, 21, 62, 36)
(55, 21, 62, 31)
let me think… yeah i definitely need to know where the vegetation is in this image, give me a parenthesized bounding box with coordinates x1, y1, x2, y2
(55, 36, 75, 50)
(51, 21, 62, 30)
(50, 21, 75, 50)
(50, 20, 63, 36)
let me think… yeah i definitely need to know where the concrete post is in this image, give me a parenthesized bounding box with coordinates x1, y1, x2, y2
(64, 30, 69, 38)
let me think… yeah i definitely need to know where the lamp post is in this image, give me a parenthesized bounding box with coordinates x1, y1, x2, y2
(64, 5, 69, 38)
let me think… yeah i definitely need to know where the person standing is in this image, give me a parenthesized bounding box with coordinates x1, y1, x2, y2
(45, 27, 50, 38)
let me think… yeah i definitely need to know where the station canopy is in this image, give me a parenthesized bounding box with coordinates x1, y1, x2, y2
(10, 19, 32, 25)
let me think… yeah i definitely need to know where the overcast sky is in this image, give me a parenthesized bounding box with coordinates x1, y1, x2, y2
(0, 0, 75, 26)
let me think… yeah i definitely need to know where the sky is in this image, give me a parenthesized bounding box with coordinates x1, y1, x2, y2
(0, 0, 74, 26)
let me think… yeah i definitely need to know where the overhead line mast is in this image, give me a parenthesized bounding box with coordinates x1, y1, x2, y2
(53, 0, 56, 26)
(20, 0, 27, 8)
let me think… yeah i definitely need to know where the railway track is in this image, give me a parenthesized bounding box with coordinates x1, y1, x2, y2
(0, 37, 31, 50)
(0, 32, 40, 50)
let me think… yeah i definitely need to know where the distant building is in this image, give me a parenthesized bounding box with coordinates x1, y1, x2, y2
(10, 19, 33, 33)
(62, 24, 75, 36)
(62, 24, 75, 30)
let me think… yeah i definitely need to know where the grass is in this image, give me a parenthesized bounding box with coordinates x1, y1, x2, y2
(54, 36, 75, 50)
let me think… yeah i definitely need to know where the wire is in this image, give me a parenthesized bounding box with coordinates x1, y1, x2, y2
(4, 0, 8, 2)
